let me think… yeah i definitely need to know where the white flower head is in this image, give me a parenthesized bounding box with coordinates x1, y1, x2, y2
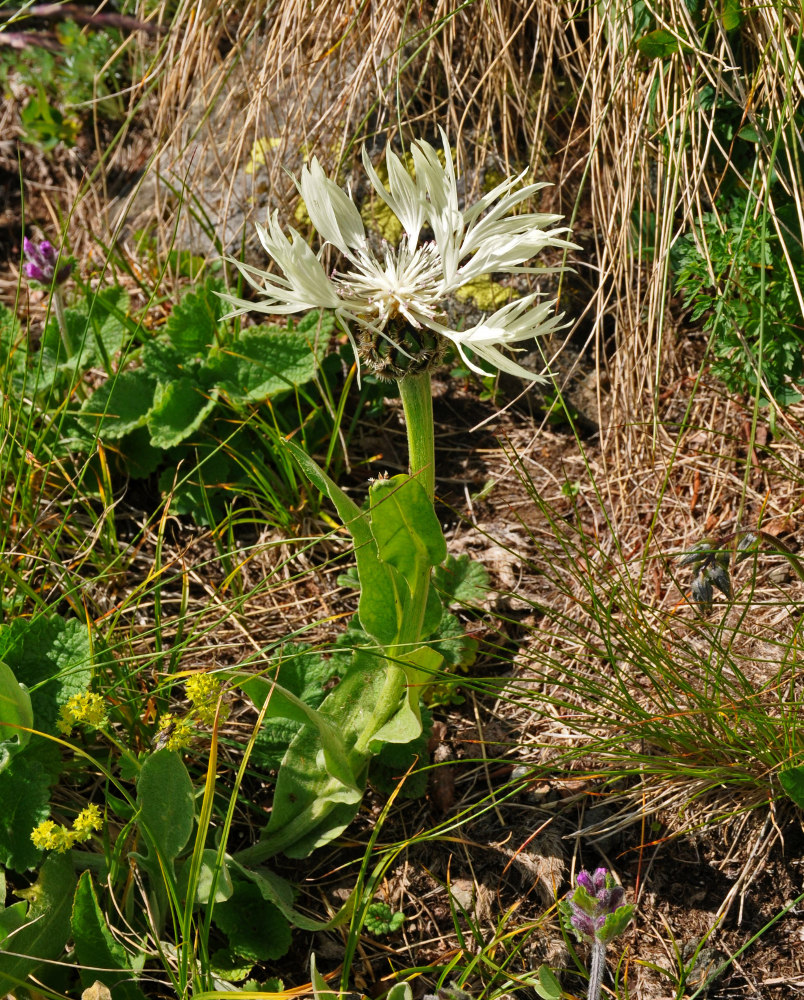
(221, 128, 578, 381)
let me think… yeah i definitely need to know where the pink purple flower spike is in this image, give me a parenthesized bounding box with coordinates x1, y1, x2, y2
(23, 237, 72, 285)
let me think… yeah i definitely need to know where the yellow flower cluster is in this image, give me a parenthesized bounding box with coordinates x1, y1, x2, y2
(31, 804, 103, 853)
(185, 674, 230, 727)
(154, 712, 194, 752)
(57, 692, 107, 735)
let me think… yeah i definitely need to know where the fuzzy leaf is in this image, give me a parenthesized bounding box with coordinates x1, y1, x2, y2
(0, 741, 60, 871)
(164, 280, 221, 356)
(598, 903, 635, 942)
(80, 369, 157, 439)
(0, 614, 98, 734)
(433, 553, 490, 605)
(147, 378, 219, 449)
(213, 326, 326, 402)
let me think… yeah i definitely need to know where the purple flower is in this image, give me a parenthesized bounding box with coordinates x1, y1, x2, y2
(23, 237, 72, 285)
(566, 867, 628, 942)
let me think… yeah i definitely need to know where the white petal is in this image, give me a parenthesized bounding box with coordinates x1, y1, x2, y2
(361, 145, 425, 245)
(411, 135, 463, 282)
(299, 158, 366, 256)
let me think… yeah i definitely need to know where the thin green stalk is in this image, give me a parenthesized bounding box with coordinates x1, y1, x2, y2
(398, 372, 435, 501)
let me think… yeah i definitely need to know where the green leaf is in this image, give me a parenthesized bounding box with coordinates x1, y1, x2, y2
(213, 325, 327, 402)
(164, 280, 221, 356)
(428, 611, 478, 669)
(87, 285, 130, 364)
(192, 850, 233, 906)
(433, 553, 490, 606)
(0, 660, 33, 770)
(135, 750, 194, 865)
(146, 378, 219, 449)
(370, 705, 432, 800)
(283, 440, 403, 645)
(212, 881, 291, 961)
(533, 965, 562, 1000)
(79, 369, 157, 439)
(369, 646, 441, 748)
(0, 741, 60, 871)
(247, 644, 348, 772)
(0, 614, 99, 735)
(233, 862, 353, 932)
(72, 872, 146, 1000)
(369, 475, 447, 584)
(255, 652, 388, 858)
(721, 0, 742, 31)
(636, 28, 683, 58)
(236, 673, 362, 798)
(599, 904, 635, 942)
(780, 765, 804, 808)
(0, 853, 75, 995)
(0, 303, 25, 376)
(295, 309, 335, 339)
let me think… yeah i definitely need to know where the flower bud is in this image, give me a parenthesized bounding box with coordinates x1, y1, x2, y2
(23, 237, 72, 285)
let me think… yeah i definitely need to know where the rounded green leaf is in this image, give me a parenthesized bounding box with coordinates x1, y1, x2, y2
(136, 750, 194, 862)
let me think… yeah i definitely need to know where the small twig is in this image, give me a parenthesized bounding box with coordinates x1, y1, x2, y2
(0, 4, 165, 34)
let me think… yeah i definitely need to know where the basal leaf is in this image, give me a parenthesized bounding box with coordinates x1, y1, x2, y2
(247, 644, 348, 772)
(0, 741, 61, 872)
(147, 378, 219, 449)
(236, 673, 360, 793)
(433, 553, 490, 606)
(0, 853, 75, 995)
(212, 881, 291, 961)
(72, 872, 146, 1000)
(0, 659, 33, 770)
(164, 280, 221, 356)
(135, 750, 194, 864)
(214, 326, 326, 402)
(79, 369, 157, 439)
(232, 862, 353, 932)
(0, 614, 98, 735)
(256, 652, 387, 858)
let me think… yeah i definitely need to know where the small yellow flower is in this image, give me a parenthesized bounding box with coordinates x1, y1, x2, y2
(72, 804, 103, 842)
(59, 692, 108, 733)
(50, 826, 76, 853)
(31, 820, 58, 850)
(154, 713, 194, 752)
(185, 674, 230, 727)
(57, 704, 76, 735)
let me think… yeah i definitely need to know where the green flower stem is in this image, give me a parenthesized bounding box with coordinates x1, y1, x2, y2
(588, 939, 606, 1000)
(398, 371, 435, 501)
